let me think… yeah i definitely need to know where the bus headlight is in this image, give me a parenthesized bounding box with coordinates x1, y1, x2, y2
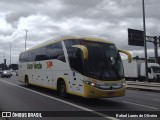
(122, 81, 126, 86)
(81, 79, 96, 87)
(85, 81, 96, 87)
(90, 83, 95, 87)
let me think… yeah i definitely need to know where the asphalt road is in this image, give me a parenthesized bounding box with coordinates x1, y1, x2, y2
(0, 75, 160, 120)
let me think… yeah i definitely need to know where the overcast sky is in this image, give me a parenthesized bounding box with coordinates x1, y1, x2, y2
(0, 0, 160, 65)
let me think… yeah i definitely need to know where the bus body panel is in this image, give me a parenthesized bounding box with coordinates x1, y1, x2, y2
(84, 79, 126, 98)
(19, 36, 127, 98)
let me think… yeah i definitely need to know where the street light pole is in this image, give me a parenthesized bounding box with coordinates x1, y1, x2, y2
(3, 50, 5, 60)
(10, 43, 11, 66)
(24, 29, 28, 51)
(142, 0, 148, 82)
(3, 49, 6, 70)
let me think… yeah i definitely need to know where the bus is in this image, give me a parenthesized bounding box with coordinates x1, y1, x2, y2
(19, 36, 131, 98)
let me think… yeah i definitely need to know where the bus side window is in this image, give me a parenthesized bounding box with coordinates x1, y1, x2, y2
(57, 55, 66, 62)
(44, 42, 66, 62)
(69, 48, 84, 74)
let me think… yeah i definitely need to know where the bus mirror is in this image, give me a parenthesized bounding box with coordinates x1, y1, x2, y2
(72, 45, 88, 60)
(118, 49, 132, 63)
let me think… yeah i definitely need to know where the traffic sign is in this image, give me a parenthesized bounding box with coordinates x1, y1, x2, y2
(159, 36, 160, 47)
(128, 28, 144, 46)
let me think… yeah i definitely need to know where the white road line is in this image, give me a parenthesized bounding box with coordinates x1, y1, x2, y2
(153, 99, 160, 101)
(127, 91, 138, 94)
(145, 94, 159, 97)
(127, 90, 160, 97)
(122, 101, 159, 110)
(0, 79, 119, 120)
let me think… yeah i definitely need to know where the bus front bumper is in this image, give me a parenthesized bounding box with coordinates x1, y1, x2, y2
(84, 84, 126, 98)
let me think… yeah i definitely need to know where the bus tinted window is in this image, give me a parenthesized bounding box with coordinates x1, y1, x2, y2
(46, 42, 65, 62)
(64, 40, 84, 73)
(35, 47, 49, 61)
(19, 42, 65, 62)
(70, 48, 84, 74)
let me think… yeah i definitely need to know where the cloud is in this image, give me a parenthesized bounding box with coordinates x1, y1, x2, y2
(0, 13, 13, 35)
(0, 0, 160, 64)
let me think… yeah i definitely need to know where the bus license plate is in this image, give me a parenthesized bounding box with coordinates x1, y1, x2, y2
(108, 92, 114, 96)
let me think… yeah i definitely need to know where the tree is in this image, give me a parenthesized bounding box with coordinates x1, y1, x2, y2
(133, 55, 139, 60)
(9, 64, 18, 70)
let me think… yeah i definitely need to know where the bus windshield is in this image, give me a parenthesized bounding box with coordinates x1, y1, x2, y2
(85, 42, 124, 80)
(64, 39, 124, 81)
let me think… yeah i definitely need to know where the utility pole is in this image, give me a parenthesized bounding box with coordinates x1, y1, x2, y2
(10, 43, 11, 66)
(153, 36, 158, 63)
(142, 0, 148, 82)
(3, 49, 6, 70)
(24, 29, 28, 51)
(3, 50, 5, 60)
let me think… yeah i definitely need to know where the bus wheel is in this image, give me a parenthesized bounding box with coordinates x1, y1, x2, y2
(25, 76, 30, 87)
(58, 81, 67, 98)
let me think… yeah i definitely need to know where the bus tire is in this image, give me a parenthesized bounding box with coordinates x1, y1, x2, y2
(58, 80, 67, 98)
(25, 75, 30, 87)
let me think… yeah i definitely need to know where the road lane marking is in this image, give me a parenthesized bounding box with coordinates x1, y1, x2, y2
(127, 90, 160, 97)
(122, 101, 159, 110)
(126, 91, 138, 94)
(153, 99, 160, 101)
(145, 94, 159, 97)
(0, 79, 119, 120)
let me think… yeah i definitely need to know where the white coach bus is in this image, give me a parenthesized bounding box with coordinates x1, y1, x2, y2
(19, 36, 131, 98)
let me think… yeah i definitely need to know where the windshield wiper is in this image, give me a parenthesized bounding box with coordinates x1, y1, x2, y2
(110, 57, 120, 77)
(105, 52, 120, 78)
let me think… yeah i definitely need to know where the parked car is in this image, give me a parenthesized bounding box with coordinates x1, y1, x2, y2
(15, 70, 18, 76)
(1, 70, 12, 78)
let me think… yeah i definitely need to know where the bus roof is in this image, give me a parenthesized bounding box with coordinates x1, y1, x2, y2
(23, 35, 114, 52)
